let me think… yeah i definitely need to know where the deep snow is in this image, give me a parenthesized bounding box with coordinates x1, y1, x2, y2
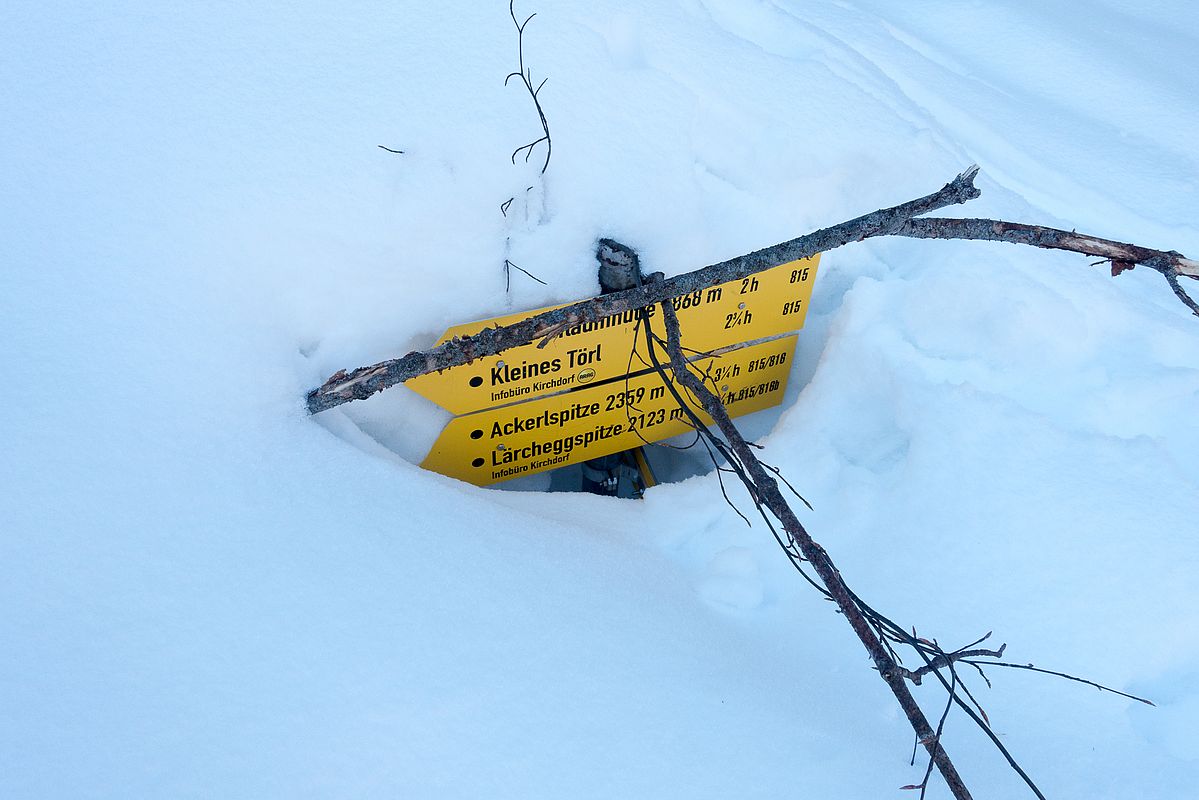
(2, 2, 1197, 798)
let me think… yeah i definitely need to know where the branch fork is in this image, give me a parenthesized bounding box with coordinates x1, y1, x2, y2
(897, 640, 1008, 686)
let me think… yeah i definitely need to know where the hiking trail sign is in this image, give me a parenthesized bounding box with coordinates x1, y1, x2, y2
(421, 335, 797, 485)
(406, 255, 819, 416)
(408, 252, 822, 486)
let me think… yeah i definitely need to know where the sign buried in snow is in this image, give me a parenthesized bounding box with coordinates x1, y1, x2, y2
(414, 252, 820, 486)
(422, 335, 797, 485)
(407, 255, 819, 415)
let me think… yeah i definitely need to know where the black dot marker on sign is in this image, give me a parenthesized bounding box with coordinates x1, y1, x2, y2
(469, 377, 483, 388)
(472, 458, 484, 468)
(470, 429, 484, 440)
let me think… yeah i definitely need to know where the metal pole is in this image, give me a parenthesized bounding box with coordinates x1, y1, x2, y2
(581, 240, 655, 496)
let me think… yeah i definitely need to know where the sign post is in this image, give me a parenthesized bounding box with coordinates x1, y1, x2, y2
(583, 239, 648, 497)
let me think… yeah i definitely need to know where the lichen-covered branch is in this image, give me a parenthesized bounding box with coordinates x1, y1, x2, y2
(896, 217, 1199, 316)
(306, 166, 983, 414)
(307, 166, 1199, 415)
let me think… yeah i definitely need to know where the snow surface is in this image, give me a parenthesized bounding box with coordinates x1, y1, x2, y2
(2, 1, 1197, 797)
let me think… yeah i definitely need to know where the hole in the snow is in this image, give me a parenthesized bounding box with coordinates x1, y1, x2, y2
(314, 243, 832, 497)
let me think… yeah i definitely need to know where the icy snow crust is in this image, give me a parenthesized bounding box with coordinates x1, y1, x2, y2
(2, 1, 1197, 797)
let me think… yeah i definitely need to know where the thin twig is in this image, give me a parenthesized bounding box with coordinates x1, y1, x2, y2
(961, 661, 1155, 706)
(638, 309, 753, 526)
(505, 0, 551, 174)
(503, 259, 547, 286)
(904, 658, 957, 797)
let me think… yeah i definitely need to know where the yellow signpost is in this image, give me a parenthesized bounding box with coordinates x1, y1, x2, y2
(421, 335, 797, 485)
(406, 255, 819, 415)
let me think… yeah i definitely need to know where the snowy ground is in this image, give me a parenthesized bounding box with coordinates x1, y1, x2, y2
(3, 2, 1197, 798)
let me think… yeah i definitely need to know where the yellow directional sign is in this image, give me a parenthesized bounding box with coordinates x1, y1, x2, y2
(406, 256, 819, 415)
(421, 335, 797, 486)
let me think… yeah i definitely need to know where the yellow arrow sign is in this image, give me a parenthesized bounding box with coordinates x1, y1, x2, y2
(421, 335, 797, 486)
(406, 255, 818, 415)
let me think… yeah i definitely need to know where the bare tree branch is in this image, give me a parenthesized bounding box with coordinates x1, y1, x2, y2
(306, 166, 1199, 415)
(306, 166, 982, 414)
(648, 294, 1151, 796)
(652, 292, 978, 800)
(896, 217, 1199, 316)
